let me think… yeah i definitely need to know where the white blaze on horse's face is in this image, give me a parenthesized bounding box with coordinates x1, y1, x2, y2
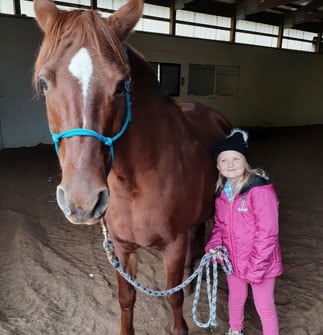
(68, 47, 93, 128)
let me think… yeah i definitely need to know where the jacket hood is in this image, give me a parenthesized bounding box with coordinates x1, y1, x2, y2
(216, 173, 271, 198)
(240, 174, 271, 194)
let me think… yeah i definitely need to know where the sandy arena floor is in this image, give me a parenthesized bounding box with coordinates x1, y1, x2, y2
(0, 126, 322, 335)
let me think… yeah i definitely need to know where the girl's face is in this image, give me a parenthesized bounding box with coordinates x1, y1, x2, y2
(217, 150, 246, 183)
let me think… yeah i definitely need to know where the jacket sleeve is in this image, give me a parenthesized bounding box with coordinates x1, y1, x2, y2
(245, 186, 279, 284)
(204, 218, 223, 253)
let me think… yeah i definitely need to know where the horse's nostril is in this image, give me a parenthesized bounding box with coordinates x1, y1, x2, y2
(56, 186, 72, 216)
(93, 189, 109, 219)
(56, 185, 108, 222)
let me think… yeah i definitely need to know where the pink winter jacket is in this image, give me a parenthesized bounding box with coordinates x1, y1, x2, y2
(205, 175, 283, 284)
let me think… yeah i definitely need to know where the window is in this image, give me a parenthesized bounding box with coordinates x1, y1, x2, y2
(188, 64, 215, 96)
(188, 64, 240, 96)
(282, 28, 316, 53)
(135, 3, 170, 34)
(176, 10, 231, 42)
(235, 20, 278, 48)
(150, 62, 181, 97)
(215, 65, 240, 95)
(0, 0, 14, 14)
(2, 0, 319, 53)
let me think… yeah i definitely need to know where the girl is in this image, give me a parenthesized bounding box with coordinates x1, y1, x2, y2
(205, 128, 283, 335)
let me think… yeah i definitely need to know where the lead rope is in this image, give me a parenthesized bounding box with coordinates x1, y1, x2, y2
(102, 227, 232, 328)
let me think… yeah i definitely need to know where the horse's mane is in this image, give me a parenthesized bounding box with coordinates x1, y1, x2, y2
(34, 9, 129, 86)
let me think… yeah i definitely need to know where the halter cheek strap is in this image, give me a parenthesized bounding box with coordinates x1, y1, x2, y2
(50, 80, 132, 165)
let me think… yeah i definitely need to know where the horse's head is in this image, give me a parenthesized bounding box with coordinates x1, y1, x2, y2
(34, 0, 143, 225)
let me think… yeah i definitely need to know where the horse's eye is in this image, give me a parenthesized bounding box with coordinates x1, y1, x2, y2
(114, 81, 125, 95)
(38, 77, 48, 92)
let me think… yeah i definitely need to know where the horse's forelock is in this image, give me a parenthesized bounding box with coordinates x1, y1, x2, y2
(34, 9, 129, 88)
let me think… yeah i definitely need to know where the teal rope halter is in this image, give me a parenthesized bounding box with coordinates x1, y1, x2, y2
(50, 80, 132, 164)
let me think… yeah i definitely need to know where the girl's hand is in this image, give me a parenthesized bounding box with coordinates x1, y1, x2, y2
(209, 248, 223, 262)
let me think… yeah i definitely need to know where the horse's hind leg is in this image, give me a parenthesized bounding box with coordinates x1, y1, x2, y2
(164, 235, 189, 335)
(183, 231, 194, 297)
(183, 224, 203, 297)
(116, 253, 137, 335)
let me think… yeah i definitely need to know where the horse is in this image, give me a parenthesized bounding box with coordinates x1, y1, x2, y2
(33, 0, 232, 334)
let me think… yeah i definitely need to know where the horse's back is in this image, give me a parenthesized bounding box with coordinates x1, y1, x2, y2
(177, 101, 232, 150)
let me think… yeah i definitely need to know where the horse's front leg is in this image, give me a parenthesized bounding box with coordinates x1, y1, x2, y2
(164, 235, 189, 335)
(116, 253, 137, 335)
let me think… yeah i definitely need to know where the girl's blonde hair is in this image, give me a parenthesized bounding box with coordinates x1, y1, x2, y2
(215, 158, 268, 196)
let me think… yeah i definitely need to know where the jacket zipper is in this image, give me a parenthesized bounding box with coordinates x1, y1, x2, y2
(229, 195, 238, 274)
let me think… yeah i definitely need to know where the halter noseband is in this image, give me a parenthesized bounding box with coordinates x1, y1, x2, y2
(50, 80, 132, 165)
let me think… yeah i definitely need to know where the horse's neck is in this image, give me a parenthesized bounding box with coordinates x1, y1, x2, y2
(110, 47, 189, 176)
(115, 96, 177, 162)
(127, 47, 185, 144)
(112, 92, 183, 178)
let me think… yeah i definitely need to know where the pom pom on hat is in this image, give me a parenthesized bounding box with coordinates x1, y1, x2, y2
(214, 128, 249, 158)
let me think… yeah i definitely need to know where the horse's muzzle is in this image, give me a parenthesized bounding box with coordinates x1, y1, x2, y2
(56, 185, 109, 225)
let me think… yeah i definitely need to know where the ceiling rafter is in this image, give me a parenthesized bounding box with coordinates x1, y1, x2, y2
(284, 0, 323, 27)
(175, 0, 195, 10)
(236, 0, 293, 19)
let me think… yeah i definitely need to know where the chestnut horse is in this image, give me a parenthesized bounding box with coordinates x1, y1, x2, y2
(33, 0, 231, 334)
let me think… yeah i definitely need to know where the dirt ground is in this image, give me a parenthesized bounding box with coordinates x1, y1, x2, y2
(0, 125, 322, 335)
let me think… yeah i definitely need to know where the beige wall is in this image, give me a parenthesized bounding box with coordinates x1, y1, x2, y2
(129, 32, 323, 127)
(0, 15, 47, 148)
(0, 15, 323, 148)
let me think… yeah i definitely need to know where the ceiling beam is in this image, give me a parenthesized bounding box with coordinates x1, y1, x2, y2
(237, 0, 293, 20)
(175, 0, 195, 10)
(285, 0, 323, 27)
(301, 0, 323, 12)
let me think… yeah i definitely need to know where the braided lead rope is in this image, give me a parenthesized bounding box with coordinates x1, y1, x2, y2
(102, 228, 232, 328)
(192, 250, 219, 328)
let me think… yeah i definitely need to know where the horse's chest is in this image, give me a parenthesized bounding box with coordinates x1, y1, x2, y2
(107, 211, 167, 250)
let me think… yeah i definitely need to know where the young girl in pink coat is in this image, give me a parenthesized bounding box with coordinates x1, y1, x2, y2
(205, 129, 283, 335)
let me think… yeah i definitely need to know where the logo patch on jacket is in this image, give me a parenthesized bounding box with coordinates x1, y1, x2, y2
(238, 196, 248, 212)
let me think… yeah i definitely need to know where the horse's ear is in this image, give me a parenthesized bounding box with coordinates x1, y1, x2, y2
(107, 0, 144, 41)
(34, 0, 60, 33)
